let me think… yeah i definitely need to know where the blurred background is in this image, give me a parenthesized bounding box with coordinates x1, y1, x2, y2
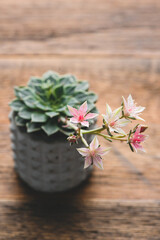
(0, 0, 160, 239)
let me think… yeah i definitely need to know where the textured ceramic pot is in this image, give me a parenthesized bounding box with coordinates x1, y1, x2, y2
(9, 112, 93, 192)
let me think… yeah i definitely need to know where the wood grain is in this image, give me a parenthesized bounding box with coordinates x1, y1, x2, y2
(0, 200, 160, 240)
(0, 0, 160, 55)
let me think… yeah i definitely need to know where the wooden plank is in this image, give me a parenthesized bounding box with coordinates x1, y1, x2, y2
(0, 0, 160, 55)
(0, 200, 160, 239)
(0, 57, 159, 124)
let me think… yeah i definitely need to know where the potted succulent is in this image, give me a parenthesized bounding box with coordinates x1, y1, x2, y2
(9, 70, 148, 192)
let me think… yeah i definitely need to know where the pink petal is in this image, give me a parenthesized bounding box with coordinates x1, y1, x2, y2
(106, 104, 112, 118)
(97, 147, 111, 156)
(90, 136, 99, 151)
(122, 96, 128, 109)
(67, 105, 79, 117)
(132, 143, 145, 152)
(85, 112, 98, 120)
(79, 101, 88, 114)
(93, 155, 103, 169)
(81, 121, 89, 127)
(112, 106, 122, 120)
(70, 117, 79, 123)
(128, 94, 134, 106)
(84, 156, 92, 169)
(77, 147, 90, 156)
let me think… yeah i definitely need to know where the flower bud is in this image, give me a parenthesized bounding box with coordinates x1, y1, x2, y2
(67, 135, 78, 144)
(139, 125, 148, 133)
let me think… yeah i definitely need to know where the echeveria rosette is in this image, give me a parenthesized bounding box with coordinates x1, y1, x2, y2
(9, 71, 98, 136)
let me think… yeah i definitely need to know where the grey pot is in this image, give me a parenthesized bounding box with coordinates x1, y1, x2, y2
(9, 112, 93, 192)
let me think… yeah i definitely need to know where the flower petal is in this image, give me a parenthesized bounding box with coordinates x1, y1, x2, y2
(85, 113, 98, 120)
(70, 117, 79, 124)
(128, 94, 134, 106)
(112, 106, 122, 120)
(90, 136, 99, 151)
(122, 96, 128, 109)
(81, 121, 89, 127)
(79, 101, 88, 114)
(116, 118, 130, 127)
(106, 104, 112, 118)
(93, 155, 103, 169)
(67, 105, 79, 117)
(114, 127, 126, 135)
(135, 106, 145, 113)
(77, 147, 89, 156)
(84, 156, 92, 169)
(97, 147, 111, 156)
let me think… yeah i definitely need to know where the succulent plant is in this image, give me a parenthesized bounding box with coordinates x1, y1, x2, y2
(9, 71, 98, 136)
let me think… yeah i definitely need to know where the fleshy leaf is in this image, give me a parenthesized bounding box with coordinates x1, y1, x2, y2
(27, 122, 42, 133)
(53, 85, 64, 98)
(45, 112, 59, 118)
(59, 74, 77, 85)
(87, 92, 98, 102)
(41, 119, 59, 136)
(9, 99, 24, 111)
(31, 112, 48, 122)
(18, 108, 32, 120)
(75, 81, 89, 91)
(42, 71, 59, 83)
(15, 115, 26, 126)
(64, 85, 76, 95)
(23, 96, 37, 109)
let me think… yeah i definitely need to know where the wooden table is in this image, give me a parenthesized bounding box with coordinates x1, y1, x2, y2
(0, 0, 160, 239)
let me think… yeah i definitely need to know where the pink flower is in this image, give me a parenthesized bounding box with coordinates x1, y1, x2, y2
(130, 126, 147, 152)
(77, 136, 110, 169)
(102, 104, 130, 135)
(67, 101, 98, 127)
(122, 95, 145, 121)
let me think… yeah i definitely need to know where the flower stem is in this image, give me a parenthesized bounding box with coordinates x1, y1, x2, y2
(82, 126, 105, 135)
(97, 133, 127, 141)
(79, 131, 89, 147)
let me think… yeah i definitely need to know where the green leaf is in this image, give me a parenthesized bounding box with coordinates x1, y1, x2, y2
(64, 85, 76, 95)
(59, 74, 77, 85)
(42, 71, 59, 83)
(23, 96, 38, 109)
(67, 98, 79, 106)
(53, 85, 64, 98)
(31, 112, 48, 122)
(56, 106, 67, 112)
(75, 81, 89, 91)
(41, 119, 59, 136)
(87, 92, 98, 103)
(18, 108, 32, 120)
(74, 91, 87, 102)
(18, 88, 34, 100)
(15, 115, 26, 126)
(28, 77, 43, 87)
(27, 122, 42, 133)
(42, 81, 53, 90)
(45, 112, 59, 118)
(9, 99, 24, 111)
(35, 102, 52, 111)
(14, 86, 24, 98)
(87, 102, 96, 112)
